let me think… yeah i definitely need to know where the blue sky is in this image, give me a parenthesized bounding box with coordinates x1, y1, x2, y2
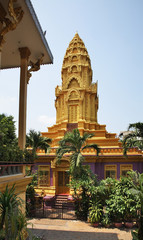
(0, 0, 143, 136)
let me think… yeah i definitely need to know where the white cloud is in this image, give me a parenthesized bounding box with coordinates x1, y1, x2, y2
(38, 115, 56, 127)
(0, 96, 18, 115)
(0, 96, 17, 103)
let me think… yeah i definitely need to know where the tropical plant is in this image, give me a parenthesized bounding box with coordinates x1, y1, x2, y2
(26, 170, 38, 217)
(0, 184, 44, 239)
(127, 171, 143, 240)
(101, 213, 112, 227)
(26, 129, 52, 158)
(91, 177, 116, 206)
(56, 128, 99, 179)
(89, 202, 103, 224)
(105, 194, 125, 223)
(56, 129, 99, 221)
(10, 211, 28, 240)
(119, 122, 143, 155)
(104, 176, 140, 224)
(70, 165, 98, 220)
(0, 184, 31, 239)
(0, 184, 22, 230)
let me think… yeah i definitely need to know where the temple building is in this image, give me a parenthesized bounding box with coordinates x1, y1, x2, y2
(35, 33, 143, 196)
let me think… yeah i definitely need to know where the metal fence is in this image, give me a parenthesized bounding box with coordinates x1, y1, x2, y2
(33, 201, 76, 220)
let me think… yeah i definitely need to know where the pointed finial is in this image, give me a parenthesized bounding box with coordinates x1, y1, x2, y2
(75, 31, 79, 38)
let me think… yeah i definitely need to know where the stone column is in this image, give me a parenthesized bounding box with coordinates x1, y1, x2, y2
(18, 47, 31, 150)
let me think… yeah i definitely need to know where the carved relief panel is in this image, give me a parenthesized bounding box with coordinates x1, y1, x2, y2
(68, 104, 79, 123)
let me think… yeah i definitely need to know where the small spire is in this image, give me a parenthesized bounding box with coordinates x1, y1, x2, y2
(74, 32, 80, 38)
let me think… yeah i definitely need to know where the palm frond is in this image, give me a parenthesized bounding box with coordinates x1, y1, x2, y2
(26, 129, 52, 153)
(56, 128, 97, 179)
(120, 122, 143, 155)
(82, 144, 99, 155)
(81, 132, 94, 142)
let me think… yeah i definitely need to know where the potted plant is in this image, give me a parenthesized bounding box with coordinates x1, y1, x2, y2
(105, 194, 124, 228)
(124, 208, 137, 228)
(89, 203, 103, 227)
(123, 194, 139, 228)
(101, 213, 112, 228)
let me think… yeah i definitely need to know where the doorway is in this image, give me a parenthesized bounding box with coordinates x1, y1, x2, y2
(57, 171, 69, 194)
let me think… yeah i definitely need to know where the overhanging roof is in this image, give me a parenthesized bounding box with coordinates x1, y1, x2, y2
(0, 0, 53, 69)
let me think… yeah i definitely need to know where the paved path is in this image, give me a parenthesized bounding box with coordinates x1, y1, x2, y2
(28, 218, 132, 240)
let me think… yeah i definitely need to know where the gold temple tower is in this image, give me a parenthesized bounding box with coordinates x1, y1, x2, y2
(42, 33, 119, 148)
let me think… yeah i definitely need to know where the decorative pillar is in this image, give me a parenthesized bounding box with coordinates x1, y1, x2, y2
(65, 98, 68, 122)
(87, 93, 90, 121)
(79, 99, 83, 120)
(18, 47, 31, 150)
(91, 94, 95, 122)
(83, 94, 85, 120)
(95, 97, 98, 123)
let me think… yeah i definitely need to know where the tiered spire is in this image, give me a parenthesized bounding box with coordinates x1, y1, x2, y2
(55, 33, 98, 124)
(61, 33, 92, 90)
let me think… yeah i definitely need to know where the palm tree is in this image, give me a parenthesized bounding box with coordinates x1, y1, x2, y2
(56, 128, 99, 178)
(119, 122, 143, 155)
(26, 129, 52, 157)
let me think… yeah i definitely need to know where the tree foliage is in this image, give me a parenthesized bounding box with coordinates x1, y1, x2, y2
(26, 129, 52, 158)
(56, 128, 99, 220)
(70, 165, 98, 220)
(56, 128, 99, 179)
(0, 114, 24, 162)
(127, 171, 143, 240)
(0, 114, 35, 162)
(0, 114, 16, 145)
(120, 122, 143, 155)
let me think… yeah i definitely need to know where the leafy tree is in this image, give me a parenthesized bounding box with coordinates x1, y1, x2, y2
(26, 129, 52, 158)
(92, 177, 116, 206)
(0, 114, 24, 162)
(56, 128, 99, 179)
(0, 114, 16, 145)
(70, 165, 98, 220)
(0, 114, 35, 162)
(26, 168, 38, 217)
(119, 122, 143, 155)
(127, 171, 143, 240)
(105, 175, 140, 223)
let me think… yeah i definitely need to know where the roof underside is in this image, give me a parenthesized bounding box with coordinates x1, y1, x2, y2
(0, 0, 53, 69)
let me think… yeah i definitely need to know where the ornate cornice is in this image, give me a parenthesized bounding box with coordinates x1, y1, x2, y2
(27, 54, 44, 83)
(19, 47, 31, 60)
(0, 0, 24, 49)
